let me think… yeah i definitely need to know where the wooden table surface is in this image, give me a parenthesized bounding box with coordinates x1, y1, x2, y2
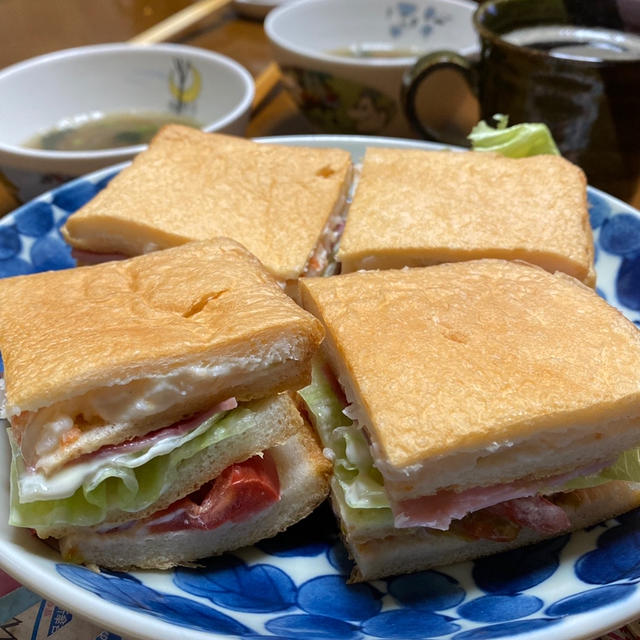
(0, 0, 315, 143)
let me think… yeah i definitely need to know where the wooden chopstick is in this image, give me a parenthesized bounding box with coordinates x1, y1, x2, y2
(252, 62, 282, 111)
(128, 0, 232, 45)
(128, 0, 282, 114)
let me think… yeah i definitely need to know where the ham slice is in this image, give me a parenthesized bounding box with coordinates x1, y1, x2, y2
(392, 459, 610, 531)
(393, 477, 558, 530)
(71, 398, 237, 467)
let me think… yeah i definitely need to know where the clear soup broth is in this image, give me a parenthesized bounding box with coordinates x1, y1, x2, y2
(328, 44, 422, 59)
(25, 111, 203, 151)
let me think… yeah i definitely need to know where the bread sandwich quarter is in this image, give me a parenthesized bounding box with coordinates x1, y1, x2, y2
(0, 237, 331, 569)
(297, 259, 640, 581)
(336, 147, 595, 286)
(60, 125, 353, 287)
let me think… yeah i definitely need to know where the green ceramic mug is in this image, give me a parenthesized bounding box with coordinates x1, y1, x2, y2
(403, 0, 640, 202)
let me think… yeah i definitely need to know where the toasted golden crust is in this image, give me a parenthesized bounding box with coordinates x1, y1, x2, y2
(60, 126, 353, 281)
(337, 148, 595, 285)
(299, 260, 640, 470)
(0, 238, 324, 413)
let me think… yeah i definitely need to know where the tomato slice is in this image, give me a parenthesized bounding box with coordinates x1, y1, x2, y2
(455, 495, 571, 542)
(146, 452, 280, 534)
(455, 509, 521, 542)
(487, 495, 571, 534)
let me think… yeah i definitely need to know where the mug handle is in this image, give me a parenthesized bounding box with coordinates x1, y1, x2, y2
(401, 50, 478, 145)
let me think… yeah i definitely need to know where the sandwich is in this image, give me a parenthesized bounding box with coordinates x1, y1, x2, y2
(297, 259, 640, 581)
(60, 125, 353, 289)
(0, 237, 330, 569)
(336, 147, 595, 286)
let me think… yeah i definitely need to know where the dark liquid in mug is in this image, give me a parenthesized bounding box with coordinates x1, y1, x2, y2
(503, 25, 640, 61)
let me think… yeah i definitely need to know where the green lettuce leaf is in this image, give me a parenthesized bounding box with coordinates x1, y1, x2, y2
(561, 448, 640, 490)
(298, 362, 389, 510)
(468, 113, 560, 158)
(9, 405, 262, 531)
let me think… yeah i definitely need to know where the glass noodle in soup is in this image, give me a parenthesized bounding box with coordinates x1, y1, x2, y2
(25, 111, 202, 151)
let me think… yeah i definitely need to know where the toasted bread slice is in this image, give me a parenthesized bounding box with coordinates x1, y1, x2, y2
(299, 260, 640, 500)
(61, 126, 353, 281)
(0, 238, 323, 474)
(337, 148, 595, 285)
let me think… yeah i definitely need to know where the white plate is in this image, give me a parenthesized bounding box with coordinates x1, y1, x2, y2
(1, 135, 640, 640)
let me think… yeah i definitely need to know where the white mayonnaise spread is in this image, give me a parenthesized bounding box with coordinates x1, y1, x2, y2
(15, 341, 293, 465)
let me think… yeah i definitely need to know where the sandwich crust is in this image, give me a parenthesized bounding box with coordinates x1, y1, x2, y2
(337, 148, 595, 285)
(60, 126, 353, 281)
(0, 238, 323, 414)
(299, 260, 640, 489)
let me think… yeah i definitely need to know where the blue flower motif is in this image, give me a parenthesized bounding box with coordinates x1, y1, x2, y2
(0, 225, 22, 260)
(472, 535, 569, 594)
(388, 570, 465, 611)
(297, 576, 382, 621)
(0, 256, 32, 278)
(398, 2, 417, 17)
(93, 169, 119, 192)
(52, 178, 99, 213)
(390, 25, 403, 37)
(545, 584, 636, 616)
(56, 564, 252, 635)
(452, 618, 563, 639)
(265, 613, 361, 639)
(327, 539, 354, 576)
(575, 510, 640, 583)
(422, 24, 433, 36)
(616, 255, 640, 311)
(587, 190, 612, 229)
(14, 201, 55, 237)
(30, 234, 75, 272)
(599, 214, 640, 256)
(457, 594, 542, 622)
(174, 555, 297, 612)
(362, 609, 460, 638)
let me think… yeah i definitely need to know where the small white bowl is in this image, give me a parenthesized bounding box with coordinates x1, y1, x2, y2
(0, 43, 255, 176)
(265, 0, 477, 139)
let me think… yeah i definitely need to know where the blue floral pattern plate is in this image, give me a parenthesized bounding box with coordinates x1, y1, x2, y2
(1, 135, 640, 640)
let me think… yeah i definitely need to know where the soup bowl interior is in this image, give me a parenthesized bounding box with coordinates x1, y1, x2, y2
(265, 0, 478, 64)
(0, 43, 254, 175)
